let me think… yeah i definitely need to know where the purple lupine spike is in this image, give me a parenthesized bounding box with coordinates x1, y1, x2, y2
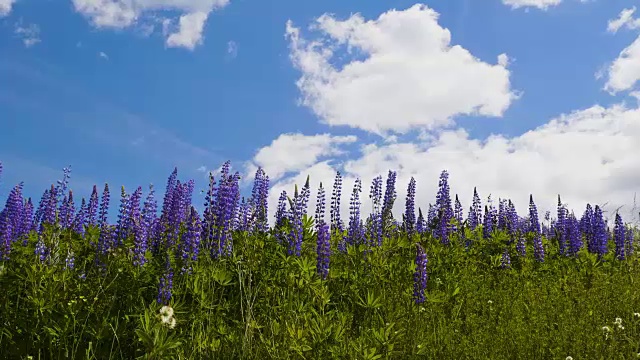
(369, 175, 384, 247)
(506, 200, 518, 243)
(413, 243, 428, 304)
(500, 249, 511, 269)
(201, 172, 216, 250)
(381, 170, 397, 233)
(416, 207, 426, 235)
(581, 204, 595, 253)
(179, 206, 201, 273)
(454, 194, 463, 227)
(96, 184, 111, 257)
(404, 177, 417, 237)
(274, 190, 288, 244)
(482, 205, 493, 240)
(287, 184, 304, 256)
(497, 199, 506, 231)
(346, 178, 363, 246)
(33, 188, 49, 233)
(87, 185, 99, 227)
(435, 170, 452, 245)
(157, 262, 174, 305)
(556, 195, 567, 256)
(467, 187, 482, 230)
(315, 183, 330, 279)
(426, 203, 437, 235)
(114, 186, 130, 248)
(236, 197, 250, 232)
(60, 191, 76, 230)
(566, 212, 582, 256)
(593, 205, 607, 258)
(529, 195, 544, 262)
(127, 187, 143, 256)
(0, 182, 24, 260)
(161, 168, 178, 223)
(55, 166, 72, 208)
(73, 198, 86, 235)
(625, 226, 634, 256)
(211, 165, 240, 258)
(20, 198, 34, 244)
(250, 167, 269, 234)
(614, 213, 625, 260)
(330, 171, 343, 236)
(135, 184, 157, 265)
(42, 185, 58, 229)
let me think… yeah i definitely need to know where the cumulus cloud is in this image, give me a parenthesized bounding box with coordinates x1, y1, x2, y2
(607, 7, 640, 34)
(258, 104, 640, 226)
(247, 133, 357, 182)
(604, 8, 640, 94)
(72, 0, 229, 49)
(0, 0, 16, 17)
(285, 4, 517, 136)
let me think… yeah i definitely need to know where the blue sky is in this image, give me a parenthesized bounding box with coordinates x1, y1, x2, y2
(1, 0, 639, 222)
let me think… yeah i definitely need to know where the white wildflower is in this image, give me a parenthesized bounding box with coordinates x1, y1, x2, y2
(566, 357, 573, 360)
(168, 317, 177, 329)
(634, 312, 640, 319)
(159, 305, 174, 318)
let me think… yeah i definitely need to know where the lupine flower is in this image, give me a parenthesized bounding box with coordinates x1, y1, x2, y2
(556, 195, 567, 255)
(413, 244, 428, 304)
(42, 185, 57, 229)
(453, 194, 463, 228)
(529, 195, 544, 262)
(55, 166, 72, 208)
(483, 205, 493, 240)
(506, 200, 518, 243)
(86, 185, 99, 227)
(416, 207, 426, 235)
(114, 186, 130, 248)
(73, 198, 86, 235)
(347, 178, 363, 246)
(96, 184, 111, 257)
(497, 199, 507, 231)
(626, 227, 634, 256)
(404, 177, 417, 237)
(287, 182, 305, 256)
(435, 170, 452, 244)
(179, 207, 201, 273)
(157, 264, 174, 305)
(250, 167, 269, 234)
(369, 175, 383, 247)
(35, 238, 48, 262)
(381, 170, 397, 233)
(20, 198, 34, 244)
(315, 183, 330, 279)
(593, 205, 607, 258)
(134, 185, 157, 266)
(581, 204, 595, 253)
(330, 171, 343, 235)
(467, 187, 482, 230)
(566, 212, 582, 256)
(614, 213, 625, 260)
(500, 249, 511, 269)
(0, 183, 24, 260)
(274, 190, 288, 244)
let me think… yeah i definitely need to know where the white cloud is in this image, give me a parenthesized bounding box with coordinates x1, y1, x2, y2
(98, 51, 109, 59)
(259, 104, 640, 227)
(247, 133, 357, 182)
(604, 36, 640, 94)
(501, 0, 562, 10)
(72, 0, 229, 49)
(165, 11, 208, 50)
(286, 4, 517, 136)
(0, 0, 16, 17)
(607, 7, 640, 33)
(196, 165, 207, 172)
(14, 22, 40, 47)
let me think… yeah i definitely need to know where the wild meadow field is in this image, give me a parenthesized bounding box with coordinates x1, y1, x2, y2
(0, 161, 639, 359)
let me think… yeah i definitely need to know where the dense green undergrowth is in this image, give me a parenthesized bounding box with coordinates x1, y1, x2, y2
(1, 223, 639, 360)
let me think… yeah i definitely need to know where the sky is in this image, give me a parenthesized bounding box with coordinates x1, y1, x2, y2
(0, 0, 639, 225)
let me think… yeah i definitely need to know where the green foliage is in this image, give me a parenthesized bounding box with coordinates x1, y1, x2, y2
(1, 223, 640, 359)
